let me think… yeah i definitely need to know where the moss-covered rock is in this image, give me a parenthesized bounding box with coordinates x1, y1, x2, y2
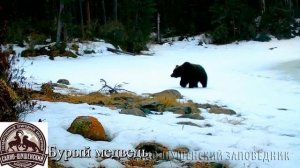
(120, 108, 146, 117)
(165, 106, 192, 114)
(152, 89, 182, 99)
(67, 116, 107, 141)
(209, 107, 236, 115)
(177, 113, 204, 120)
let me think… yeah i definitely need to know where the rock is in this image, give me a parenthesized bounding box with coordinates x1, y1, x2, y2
(67, 116, 107, 141)
(196, 103, 222, 109)
(197, 103, 236, 115)
(140, 100, 164, 112)
(209, 107, 236, 115)
(177, 113, 204, 120)
(176, 121, 201, 127)
(136, 142, 168, 154)
(57, 79, 70, 85)
(152, 89, 182, 99)
(173, 147, 189, 153)
(204, 123, 213, 127)
(41, 83, 54, 95)
(165, 106, 192, 114)
(120, 108, 146, 117)
(140, 108, 152, 115)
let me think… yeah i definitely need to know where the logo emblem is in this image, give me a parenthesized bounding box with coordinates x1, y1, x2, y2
(0, 122, 47, 168)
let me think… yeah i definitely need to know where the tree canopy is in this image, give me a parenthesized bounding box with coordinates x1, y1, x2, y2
(0, 0, 299, 51)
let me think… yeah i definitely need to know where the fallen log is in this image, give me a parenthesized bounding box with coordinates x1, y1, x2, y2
(107, 47, 136, 56)
(107, 47, 154, 56)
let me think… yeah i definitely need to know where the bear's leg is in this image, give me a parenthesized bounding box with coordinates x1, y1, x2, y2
(189, 80, 198, 88)
(200, 78, 207, 88)
(180, 79, 188, 88)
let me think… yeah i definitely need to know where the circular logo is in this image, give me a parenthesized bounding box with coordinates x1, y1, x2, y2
(0, 122, 47, 168)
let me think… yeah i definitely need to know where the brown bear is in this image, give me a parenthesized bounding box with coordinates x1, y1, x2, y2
(171, 62, 207, 88)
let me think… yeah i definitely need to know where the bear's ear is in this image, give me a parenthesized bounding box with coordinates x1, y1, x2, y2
(175, 65, 179, 68)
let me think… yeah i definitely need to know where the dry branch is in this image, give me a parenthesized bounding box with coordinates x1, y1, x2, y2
(99, 78, 133, 94)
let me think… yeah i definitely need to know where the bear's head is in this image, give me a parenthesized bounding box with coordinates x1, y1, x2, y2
(170, 65, 183, 78)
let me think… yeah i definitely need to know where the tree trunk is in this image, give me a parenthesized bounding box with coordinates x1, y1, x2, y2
(56, 0, 64, 44)
(79, 0, 85, 39)
(101, 0, 106, 24)
(85, 0, 91, 25)
(157, 13, 161, 43)
(261, 0, 265, 14)
(287, 0, 292, 10)
(63, 23, 68, 41)
(112, 0, 117, 21)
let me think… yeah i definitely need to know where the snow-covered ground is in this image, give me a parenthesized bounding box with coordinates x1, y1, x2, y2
(15, 37, 300, 167)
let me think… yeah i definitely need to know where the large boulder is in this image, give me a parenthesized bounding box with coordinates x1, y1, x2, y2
(165, 106, 192, 114)
(67, 116, 107, 141)
(120, 108, 146, 117)
(152, 89, 182, 99)
(209, 107, 236, 115)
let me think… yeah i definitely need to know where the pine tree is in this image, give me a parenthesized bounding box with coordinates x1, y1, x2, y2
(259, 0, 295, 39)
(119, 0, 156, 52)
(210, 0, 257, 44)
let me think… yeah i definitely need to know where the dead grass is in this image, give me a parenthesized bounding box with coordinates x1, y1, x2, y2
(151, 93, 199, 113)
(31, 90, 142, 107)
(152, 94, 180, 107)
(31, 90, 200, 114)
(124, 160, 154, 168)
(192, 162, 229, 168)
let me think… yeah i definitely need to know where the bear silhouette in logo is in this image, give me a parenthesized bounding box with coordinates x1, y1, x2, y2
(22, 135, 41, 153)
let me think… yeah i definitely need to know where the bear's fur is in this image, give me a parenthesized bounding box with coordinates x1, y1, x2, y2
(171, 62, 207, 88)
